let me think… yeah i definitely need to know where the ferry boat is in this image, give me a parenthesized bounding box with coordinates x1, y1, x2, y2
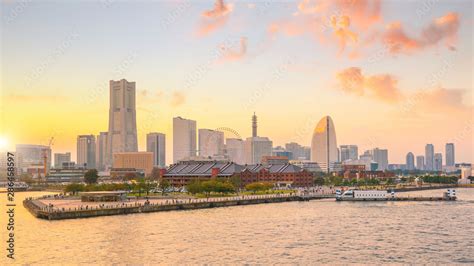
(336, 188, 457, 201)
(336, 189, 389, 201)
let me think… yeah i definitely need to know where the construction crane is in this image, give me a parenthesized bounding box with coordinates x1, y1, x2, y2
(42, 137, 54, 177)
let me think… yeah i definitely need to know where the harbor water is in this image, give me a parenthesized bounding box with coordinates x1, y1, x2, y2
(1, 188, 473, 264)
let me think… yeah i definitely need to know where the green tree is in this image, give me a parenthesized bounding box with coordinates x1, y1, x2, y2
(158, 178, 171, 196)
(84, 169, 99, 184)
(313, 176, 325, 186)
(186, 180, 203, 195)
(65, 183, 85, 195)
(245, 182, 273, 194)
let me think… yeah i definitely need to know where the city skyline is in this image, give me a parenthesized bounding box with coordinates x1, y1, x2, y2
(1, 1, 472, 165)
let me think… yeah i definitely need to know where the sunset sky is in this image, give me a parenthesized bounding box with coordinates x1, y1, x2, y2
(1, 0, 473, 165)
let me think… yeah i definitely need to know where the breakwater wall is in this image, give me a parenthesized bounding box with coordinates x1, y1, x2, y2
(24, 194, 334, 220)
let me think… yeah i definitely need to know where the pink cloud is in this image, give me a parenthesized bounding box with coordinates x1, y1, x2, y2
(219, 37, 247, 62)
(336, 67, 402, 103)
(196, 0, 234, 37)
(382, 12, 460, 54)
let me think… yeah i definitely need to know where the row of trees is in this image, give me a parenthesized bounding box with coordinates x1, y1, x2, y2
(421, 175, 458, 184)
(314, 176, 385, 187)
(186, 180, 236, 196)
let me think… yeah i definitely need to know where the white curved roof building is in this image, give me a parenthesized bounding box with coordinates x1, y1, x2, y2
(311, 116, 338, 172)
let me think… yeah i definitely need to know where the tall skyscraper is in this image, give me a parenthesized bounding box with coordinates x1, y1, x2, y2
(371, 148, 388, 171)
(416, 155, 425, 170)
(77, 135, 96, 169)
(199, 129, 224, 158)
(146, 133, 166, 167)
(445, 143, 455, 167)
(406, 152, 415, 171)
(434, 153, 443, 171)
(243, 113, 272, 164)
(311, 116, 338, 172)
(226, 138, 245, 164)
(173, 117, 197, 163)
(96, 132, 108, 171)
(54, 152, 71, 168)
(106, 79, 138, 165)
(425, 144, 434, 171)
(340, 145, 358, 162)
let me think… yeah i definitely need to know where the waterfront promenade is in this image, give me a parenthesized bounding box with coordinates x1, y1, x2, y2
(24, 192, 335, 220)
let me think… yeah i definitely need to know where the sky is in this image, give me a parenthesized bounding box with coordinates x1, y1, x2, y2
(0, 0, 473, 165)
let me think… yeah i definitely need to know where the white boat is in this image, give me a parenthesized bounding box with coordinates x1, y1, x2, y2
(336, 189, 389, 201)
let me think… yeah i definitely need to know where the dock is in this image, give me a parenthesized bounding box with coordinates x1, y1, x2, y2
(23, 193, 335, 220)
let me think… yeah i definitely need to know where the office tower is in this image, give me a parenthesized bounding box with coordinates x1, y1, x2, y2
(434, 153, 443, 171)
(425, 144, 434, 171)
(96, 132, 108, 171)
(406, 152, 415, 171)
(416, 155, 425, 170)
(77, 135, 96, 169)
(303, 146, 311, 160)
(54, 152, 71, 168)
(146, 132, 166, 167)
(244, 137, 273, 164)
(371, 148, 388, 171)
(173, 117, 197, 163)
(226, 138, 245, 164)
(285, 142, 305, 160)
(311, 116, 338, 172)
(106, 79, 138, 165)
(445, 143, 455, 167)
(243, 113, 272, 164)
(199, 129, 224, 158)
(340, 145, 358, 162)
(16, 144, 51, 172)
(113, 152, 154, 176)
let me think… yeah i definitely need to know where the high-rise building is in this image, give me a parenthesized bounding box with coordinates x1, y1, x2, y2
(54, 152, 71, 168)
(173, 117, 197, 163)
(226, 138, 245, 164)
(285, 142, 306, 160)
(406, 152, 415, 171)
(96, 132, 108, 171)
(311, 116, 338, 172)
(434, 153, 443, 171)
(244, 137, 273, 164)
(371, 148, 388, 171)
(199, 129, 224, 158)
(106, 79, 138, 165)
(146, 133, 166, 167)
(445, 143, 455, 167)
(425, 144, 434, 171)
(16, 144, 51, 173)
(243, 113, 272, 164)
(77, 135, 96, 169)
(340, 145, 358, 162)
(416, 155, 425, 170)
(112, 152, 154, 176)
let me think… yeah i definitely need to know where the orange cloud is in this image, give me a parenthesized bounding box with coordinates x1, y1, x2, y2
(197, 0, 233, 36)
(219, 37, 247, 62)
(421, 12, 460, 51)
(331, 15, 358, 54)
(171, 91, 186, 107)
(334, 0, 382, 29)
(382, 12, 460, 54)
(336, 67, 402, 103)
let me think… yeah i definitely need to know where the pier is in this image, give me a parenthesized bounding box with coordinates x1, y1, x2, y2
(23, 193, 335, 220)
